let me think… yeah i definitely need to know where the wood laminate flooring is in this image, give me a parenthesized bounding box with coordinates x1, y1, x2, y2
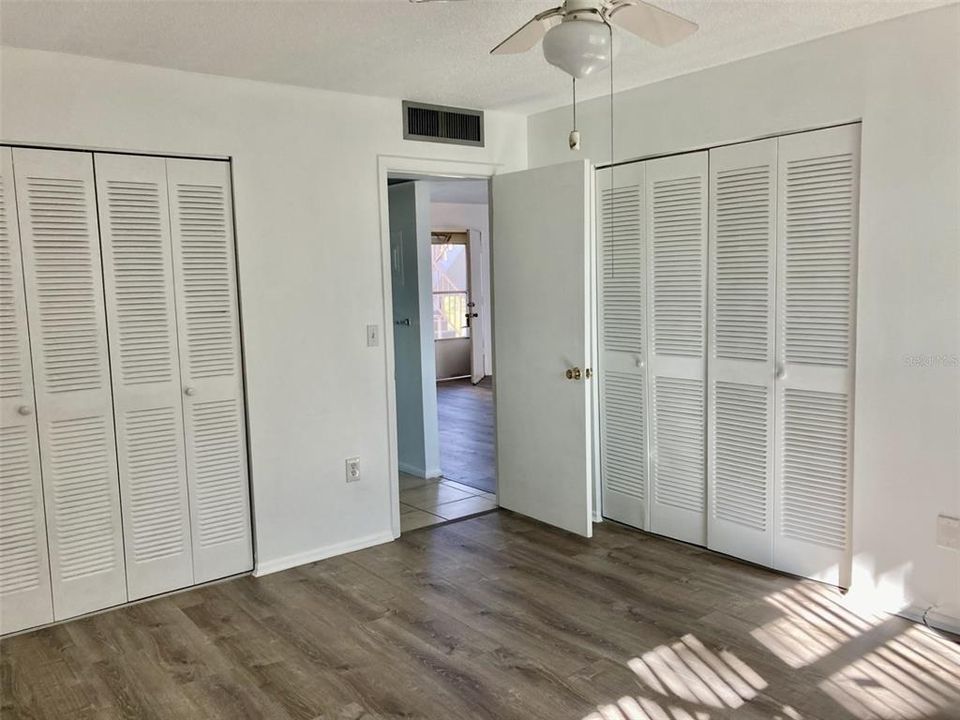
(2, 512, 958, 720)
(437, 377, 495, 494)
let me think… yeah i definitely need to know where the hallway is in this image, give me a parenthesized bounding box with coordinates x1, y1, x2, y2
(437, 377, 495, 494)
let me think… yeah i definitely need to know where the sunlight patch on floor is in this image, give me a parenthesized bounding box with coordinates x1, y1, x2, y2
(820, 625, 960, 719)
(579, 585, 960, 720)
(751, 583, 883, 668)
(584, 696, 804, 720)
(582, 633, 772, 719)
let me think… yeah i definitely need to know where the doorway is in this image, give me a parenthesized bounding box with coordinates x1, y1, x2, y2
(385, 173, 497, 534)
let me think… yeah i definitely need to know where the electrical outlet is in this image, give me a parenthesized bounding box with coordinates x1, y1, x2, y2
(937, 514, 960, 551)
(366, 324, 379, 347)
(345, 457, 361, 483)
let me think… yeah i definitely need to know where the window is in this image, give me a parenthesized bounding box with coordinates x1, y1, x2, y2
(432, 234, 470, 340)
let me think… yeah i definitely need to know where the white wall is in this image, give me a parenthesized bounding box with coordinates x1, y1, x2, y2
(436, 338, 471, 380)
(431, 201, 493, 377)
(0, 47, 526, 574)
(389, 182, 441, 478)
(529, 5, 960, 621)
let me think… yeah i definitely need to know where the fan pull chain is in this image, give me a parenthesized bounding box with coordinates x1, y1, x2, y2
(569, 77, 580, 150)
(609, 20, 616, 277)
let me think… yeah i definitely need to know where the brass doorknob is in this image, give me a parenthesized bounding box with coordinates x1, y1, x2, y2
(566, 367, 582, 380)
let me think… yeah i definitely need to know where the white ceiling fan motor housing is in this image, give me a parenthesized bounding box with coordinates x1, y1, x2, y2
(543, 1, 612, 79)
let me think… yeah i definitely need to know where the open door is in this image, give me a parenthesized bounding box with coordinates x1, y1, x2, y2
(467, 228, 485, 385)
(492, 160, 594, 537)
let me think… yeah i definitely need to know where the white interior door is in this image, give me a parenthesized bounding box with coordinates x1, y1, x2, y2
(467, 228, 484, 384)
(707, 138, 778, 566)
(492, 160, 593, 537)
(95, 153, 195, 600)
(13, 147, 128, 620)
(0, 146, 55, 634)
(646, 152, 708, 545)
(774, 125, 860, 586)
(167, 158, 253, 583)
(598, 160, 649, 530)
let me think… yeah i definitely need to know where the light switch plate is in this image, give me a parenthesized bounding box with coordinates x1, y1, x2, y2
(937, 514, 960, 550)
(366, 324, 379, 347)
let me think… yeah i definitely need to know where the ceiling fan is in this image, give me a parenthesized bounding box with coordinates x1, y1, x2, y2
(411, 0, 698, 79)
(491, 0, 697, 76)
(410, 0, 698, 150)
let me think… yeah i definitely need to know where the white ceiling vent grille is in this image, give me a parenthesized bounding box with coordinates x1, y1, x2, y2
(403, 101, 484, 147)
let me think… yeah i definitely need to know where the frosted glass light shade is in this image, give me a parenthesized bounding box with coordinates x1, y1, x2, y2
(542, 18, 611, 79)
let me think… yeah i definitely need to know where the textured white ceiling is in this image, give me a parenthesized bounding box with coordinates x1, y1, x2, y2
(1, 0, 951, 113)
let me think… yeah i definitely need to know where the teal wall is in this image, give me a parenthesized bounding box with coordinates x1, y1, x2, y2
(389, 182, 440, 478)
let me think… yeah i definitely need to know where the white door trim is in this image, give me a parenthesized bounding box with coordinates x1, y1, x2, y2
(376, 155, 501, 540)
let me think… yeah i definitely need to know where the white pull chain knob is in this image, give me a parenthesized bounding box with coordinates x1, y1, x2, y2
(184, 386, 196, 397)
(17, 405, 33, 416)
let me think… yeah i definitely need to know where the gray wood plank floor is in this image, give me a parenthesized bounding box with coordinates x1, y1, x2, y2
(2, 511, 958, 719)
(437, 377, 495, 494)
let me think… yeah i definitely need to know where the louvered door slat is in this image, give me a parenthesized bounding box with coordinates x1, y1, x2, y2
(646, 152, 708, 545)
(95, 153, 195, 600)
(13, 147, 127, 620)
(167, 158, 252, 583)
(774, 125, 860, 586)
(0, 146, 55, 634)
(706, 139, 777, 566)
(598, 162, 648, 529)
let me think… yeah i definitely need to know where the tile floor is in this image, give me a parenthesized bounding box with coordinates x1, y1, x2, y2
(399, 474, 496, 532)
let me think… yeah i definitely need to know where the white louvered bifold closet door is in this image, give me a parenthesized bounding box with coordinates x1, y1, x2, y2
(599, 161, 649, 529)
(645, 152, 708, 545)
(95, 153, 195, 600)
(12, 148, 127, 619)
(167, 158, 253, 583)
(0, 147, 55, 634)
(706, 139, 778, 566)
(774, 125, 860, 587)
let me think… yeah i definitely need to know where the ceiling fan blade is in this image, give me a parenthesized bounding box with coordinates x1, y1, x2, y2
(490, 8, 562, 55)
(608, 1, 698, 47)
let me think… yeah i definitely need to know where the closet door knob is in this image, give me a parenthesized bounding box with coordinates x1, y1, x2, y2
(17, 404, 33, 416)
(775, 364, 787, 381)
(184, 386, 196, 397)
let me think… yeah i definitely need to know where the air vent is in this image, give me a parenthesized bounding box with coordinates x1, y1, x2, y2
(403, 101, 484, 147)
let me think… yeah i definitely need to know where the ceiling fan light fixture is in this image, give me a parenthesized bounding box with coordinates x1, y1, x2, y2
(542, 17, 611, 79)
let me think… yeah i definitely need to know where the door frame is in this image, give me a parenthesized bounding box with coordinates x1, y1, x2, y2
(377, 155, 500, 539)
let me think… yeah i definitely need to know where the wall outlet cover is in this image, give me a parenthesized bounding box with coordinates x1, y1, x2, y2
(345, 457, 361, 483)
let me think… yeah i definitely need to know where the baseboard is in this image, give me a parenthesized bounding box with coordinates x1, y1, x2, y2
(896, 604, 960, 636)
(398, 461, 423, 477)
(398, 461, 442, 479)
(253, 531, 395, 577)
